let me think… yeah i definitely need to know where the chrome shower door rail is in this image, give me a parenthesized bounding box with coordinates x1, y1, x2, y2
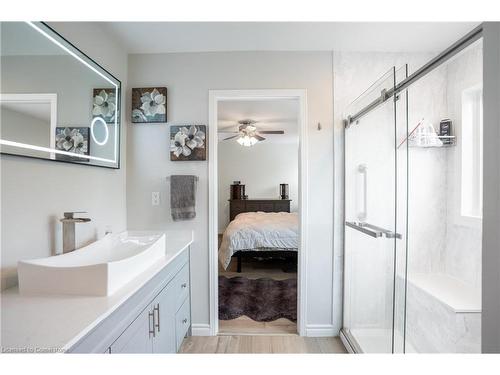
(344, 25, 483, 127)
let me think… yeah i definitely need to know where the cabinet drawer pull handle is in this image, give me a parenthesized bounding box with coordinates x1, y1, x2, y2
(181, 283, 187, 289)
(154, 303, 160, 332)
(148, 310, 155, 338)
(182, 318, 188, 324)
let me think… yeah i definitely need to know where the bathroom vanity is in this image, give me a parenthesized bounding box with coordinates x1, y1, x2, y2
(0, 230, 193, 354)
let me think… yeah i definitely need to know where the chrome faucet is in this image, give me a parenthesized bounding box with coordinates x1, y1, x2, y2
(60, 211, 91, 253)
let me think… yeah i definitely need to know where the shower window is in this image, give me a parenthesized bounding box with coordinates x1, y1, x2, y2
(461, 85, 483, 220)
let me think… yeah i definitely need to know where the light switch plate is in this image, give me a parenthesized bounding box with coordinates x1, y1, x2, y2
(152, 192, 160, 206)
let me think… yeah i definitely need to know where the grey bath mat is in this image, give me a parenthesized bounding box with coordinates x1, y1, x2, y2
(218, 276, 297, 322)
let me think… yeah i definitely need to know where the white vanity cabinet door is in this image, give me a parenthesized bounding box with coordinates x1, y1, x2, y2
(109, 305, 154, 353)
(151, 282, 177, 353)
(172, 264, 190, 308)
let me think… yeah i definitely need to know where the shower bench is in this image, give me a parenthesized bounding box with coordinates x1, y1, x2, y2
(403, 273, 481, 353)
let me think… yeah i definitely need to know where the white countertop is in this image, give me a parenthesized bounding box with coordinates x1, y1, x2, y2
(0, 230, 193, 353)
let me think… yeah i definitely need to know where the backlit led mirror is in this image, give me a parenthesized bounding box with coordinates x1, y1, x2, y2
(0, 22, 121, 169)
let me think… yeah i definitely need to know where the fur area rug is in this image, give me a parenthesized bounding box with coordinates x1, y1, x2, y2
(218, 276, 297, 322)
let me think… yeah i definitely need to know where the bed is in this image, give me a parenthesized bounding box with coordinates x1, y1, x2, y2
(219, 210, 299, 272)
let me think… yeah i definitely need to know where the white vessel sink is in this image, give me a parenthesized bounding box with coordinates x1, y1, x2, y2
(18, 231, 166, 296)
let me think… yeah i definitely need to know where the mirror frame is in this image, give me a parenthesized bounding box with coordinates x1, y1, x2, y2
(0, 21, 122, 169)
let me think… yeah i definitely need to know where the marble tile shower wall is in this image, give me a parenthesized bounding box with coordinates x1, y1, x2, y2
(407, 65, 449, 276)
(407, 42, 482, 290)
(444, 43, 483, 288)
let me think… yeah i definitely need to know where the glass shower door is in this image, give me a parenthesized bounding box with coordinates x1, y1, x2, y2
(343, 67, 405, 353)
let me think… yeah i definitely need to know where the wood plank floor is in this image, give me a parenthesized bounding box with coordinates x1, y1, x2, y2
(180, 335, 347, 354)
(219, 316, 297, 335)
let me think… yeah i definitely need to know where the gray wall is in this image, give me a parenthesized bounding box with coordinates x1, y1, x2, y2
(482, 22, 500, 353)
(0, 22, 128, 290)
(127, 51, 335, 334)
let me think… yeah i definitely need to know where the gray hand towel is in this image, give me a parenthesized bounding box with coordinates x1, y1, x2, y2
(170, 175, 197, 221)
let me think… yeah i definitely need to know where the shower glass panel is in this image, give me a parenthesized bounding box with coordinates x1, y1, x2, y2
(343, 67, 407, 353)
(342, 35, 483, 353)
(394, 65, 409, 353)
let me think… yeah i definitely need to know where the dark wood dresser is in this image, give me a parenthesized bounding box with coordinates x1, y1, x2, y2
(229, 199, 291, 221)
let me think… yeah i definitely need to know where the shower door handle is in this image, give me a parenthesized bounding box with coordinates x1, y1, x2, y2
(357, 164, 368, 221)
(384, 230, 402, 239)
(346, 221, 402, 240)
(346, 221, 384, 238)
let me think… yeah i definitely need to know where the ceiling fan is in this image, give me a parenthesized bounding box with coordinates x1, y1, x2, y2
(222, 119, 285, 146)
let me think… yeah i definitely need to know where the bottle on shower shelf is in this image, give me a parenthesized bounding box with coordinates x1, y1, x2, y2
(439, 118, 453, 145)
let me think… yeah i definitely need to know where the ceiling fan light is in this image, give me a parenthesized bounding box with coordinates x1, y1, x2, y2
(237, 135, 257, 147)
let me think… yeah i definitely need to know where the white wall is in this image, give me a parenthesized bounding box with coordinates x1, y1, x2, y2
(0, 22, 128, 290)
(127, 51, 335, 334)
(217, 140, 298, 232)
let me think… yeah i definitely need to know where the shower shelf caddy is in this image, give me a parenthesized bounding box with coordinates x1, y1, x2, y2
(398, 134, 457, 149)
(409, 135, 456, 148)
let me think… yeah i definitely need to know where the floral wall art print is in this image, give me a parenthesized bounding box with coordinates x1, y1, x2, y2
(93, 88, 117, 123)
(132, 87, 167, 123)
(55, 127, 90, 162)
(170, 125, 206, 161)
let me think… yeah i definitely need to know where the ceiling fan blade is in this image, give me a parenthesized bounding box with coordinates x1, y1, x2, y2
(223, 135, 240, 141)
(259, 130, 285, 134)
(218, 127, 239, 132)
(254, 134, 266, 141)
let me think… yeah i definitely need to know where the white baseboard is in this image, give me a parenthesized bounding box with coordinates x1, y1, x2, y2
(192, 323, 338, 337)
(191, 323, 211, 336)
(305, 324, 338, 337)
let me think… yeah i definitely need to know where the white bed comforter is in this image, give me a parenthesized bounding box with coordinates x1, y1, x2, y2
(219, 211, 299, 270)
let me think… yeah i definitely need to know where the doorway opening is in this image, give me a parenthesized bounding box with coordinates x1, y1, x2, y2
(208, 90, 308, 336)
